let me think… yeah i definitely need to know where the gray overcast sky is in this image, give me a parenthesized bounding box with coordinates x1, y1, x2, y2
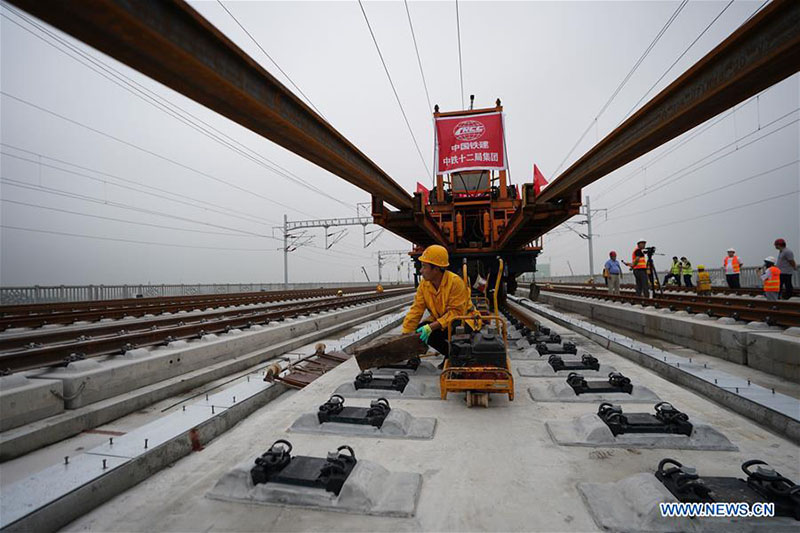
(1, 0, 797, 286)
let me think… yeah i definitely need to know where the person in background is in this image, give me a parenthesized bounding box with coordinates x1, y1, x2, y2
(723, 248, 742, 289)
(680, 256, 694, 288)
(760, 256, 781, 301)
(774, 238, 796, 300)
(664, 256, 681, 286)
(604, 251, 622, 295)
(624, 239, 649, 298)
(696, 265, 712, 296)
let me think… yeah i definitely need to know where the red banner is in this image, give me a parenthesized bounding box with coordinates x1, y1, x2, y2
(435, 112, 506, 174)
(416, 182, 430, 205)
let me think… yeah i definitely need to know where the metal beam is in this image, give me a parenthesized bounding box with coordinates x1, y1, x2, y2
(8, 0, 414, 210)
(537, 0, 800, 205)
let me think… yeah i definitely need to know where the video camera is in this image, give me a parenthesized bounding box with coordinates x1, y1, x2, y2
(643, 246, 657, 256)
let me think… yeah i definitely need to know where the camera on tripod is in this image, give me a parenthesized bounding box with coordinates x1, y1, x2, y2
(643, 246, 657, 256)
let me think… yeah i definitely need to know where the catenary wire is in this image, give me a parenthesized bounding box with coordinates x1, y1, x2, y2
(357, 0, 432, 179)
(0, 6, 354, 212)
(404, 0, 432, 112)
(552, 0, 688, 177)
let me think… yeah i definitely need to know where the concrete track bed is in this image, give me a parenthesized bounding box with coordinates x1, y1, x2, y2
(332, 379, 440, 400)
(528, 381, 661, 403)
(578, 472, 798, 532)
(207, 459, 422, 517)
(517, 361, 617, 377)
(288, 408, 436, 439)
(546, 413, 737, 450)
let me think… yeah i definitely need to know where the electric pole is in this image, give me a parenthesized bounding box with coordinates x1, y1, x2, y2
(585, 195, 594, 277)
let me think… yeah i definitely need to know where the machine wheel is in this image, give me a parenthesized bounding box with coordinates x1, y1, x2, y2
(466, 391, 489, 408)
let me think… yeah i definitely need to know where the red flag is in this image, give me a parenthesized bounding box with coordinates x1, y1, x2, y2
(416, 182, 430, 206)
(533, 164, 549, 196)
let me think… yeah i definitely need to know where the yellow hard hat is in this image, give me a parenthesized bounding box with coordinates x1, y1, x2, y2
(697, 265, 705, 270)
(419, 244, 449, 267)
(376, 284, 384, 293)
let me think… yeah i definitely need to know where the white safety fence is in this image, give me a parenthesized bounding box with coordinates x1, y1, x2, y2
(522, 266, 799, 288)
(0, 282, 385, 305)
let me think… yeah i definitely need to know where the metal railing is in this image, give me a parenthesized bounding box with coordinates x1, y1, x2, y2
(522, 266, 799, 289)
(0, 282, 390, 305)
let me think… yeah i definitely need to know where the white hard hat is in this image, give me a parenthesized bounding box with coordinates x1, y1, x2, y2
(727, 247, 735, 252)
(764, 256, 776, 263)
(637, 238, 647, 243)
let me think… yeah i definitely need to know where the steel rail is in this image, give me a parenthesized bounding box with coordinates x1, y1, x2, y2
(542, 286, 800, 328)
(536, 0, 800, 205)
(0, 286, 408, 330)
(0, 289, 411, 351)
(0, 289, 413, 374)
(0, 285, 395, 317)
(542, 281, 800, 298)
(6, 0, 413, 210)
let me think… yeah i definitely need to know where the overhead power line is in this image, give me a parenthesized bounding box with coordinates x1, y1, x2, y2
(404, 0, 432, 112)
(0, 91, 320, 218)
(357, 0, 432, 179)
(1, 5, 355, 212)
(619, 0, 735, 124)
(552, 0, 688, 177)
(455, 0, 464, 109)
(1, 146, 279, 227)
(215, 0, 328, 121)
(0, 225, 275, 252)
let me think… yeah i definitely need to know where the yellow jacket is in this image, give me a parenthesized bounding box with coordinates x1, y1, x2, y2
(697, 271, 712, 292)
(402, 270, 479, 333)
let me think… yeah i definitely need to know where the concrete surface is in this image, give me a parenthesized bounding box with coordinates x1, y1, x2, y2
(512, 298, 800, 444)
(528, 381, 662, 403)
(288, 408, 437, 439)
(0, 374, 63, 432)
(10, 306, 796, 532)
(517, 362, 617, 377)
(546, 413, 738, 450)
(537, 291, 800, 383)
(578, 472, 798, 532)
(30, 295, 411, 409)
(332, 378, 440, 400)
(207, 458, 422, 517)
(0, 299, 410, 460)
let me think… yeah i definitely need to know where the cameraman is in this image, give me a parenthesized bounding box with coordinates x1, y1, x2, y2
(624, 239, 650, 298)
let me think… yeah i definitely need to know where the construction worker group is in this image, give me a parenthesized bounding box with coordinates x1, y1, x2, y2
(603, 238, 796, 300)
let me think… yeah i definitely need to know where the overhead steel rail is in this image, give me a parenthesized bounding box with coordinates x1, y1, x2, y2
(9, 0, 800, 251)
(496, 0, 800, 250)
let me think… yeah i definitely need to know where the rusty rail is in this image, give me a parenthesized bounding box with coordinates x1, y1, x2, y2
(542, 286, 800, 328)
(0, 289, 413, 374)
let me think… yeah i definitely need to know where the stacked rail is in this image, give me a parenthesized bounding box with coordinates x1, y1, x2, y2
(540, 285, 800, 328)
(0, 288, 413, 374)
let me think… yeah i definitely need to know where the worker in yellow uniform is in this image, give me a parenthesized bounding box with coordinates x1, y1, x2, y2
(402, 245, 479, 366)
(760, 256, 781, 301)
(696, 265, 712, 295)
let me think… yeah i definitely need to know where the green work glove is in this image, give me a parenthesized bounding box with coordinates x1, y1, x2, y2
(416, 324, 432, 344)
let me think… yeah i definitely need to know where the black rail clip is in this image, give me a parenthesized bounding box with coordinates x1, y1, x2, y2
(379, 356, 421, 371)
(528, 332, 562, 345)
(317, 394, 391, 428)
(655, 458, 800, 519)
(566, 371, 633, 395)
(598, 402, 692, 436)
(250, 439, 357, 496)
(536, 341, 577, 355)
(354, 370, 410, 392)
(549, 353, 600, 372)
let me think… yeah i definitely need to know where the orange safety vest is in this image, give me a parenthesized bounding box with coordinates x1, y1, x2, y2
(697, 271, 711, 292)
(631, 248, 647, 269)
(764, 266, 781, 292)
(723, 255, 741, 274)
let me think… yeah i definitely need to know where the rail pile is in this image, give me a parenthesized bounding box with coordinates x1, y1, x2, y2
(0, 287, 413, 374)
(540, 285, 800, 328)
